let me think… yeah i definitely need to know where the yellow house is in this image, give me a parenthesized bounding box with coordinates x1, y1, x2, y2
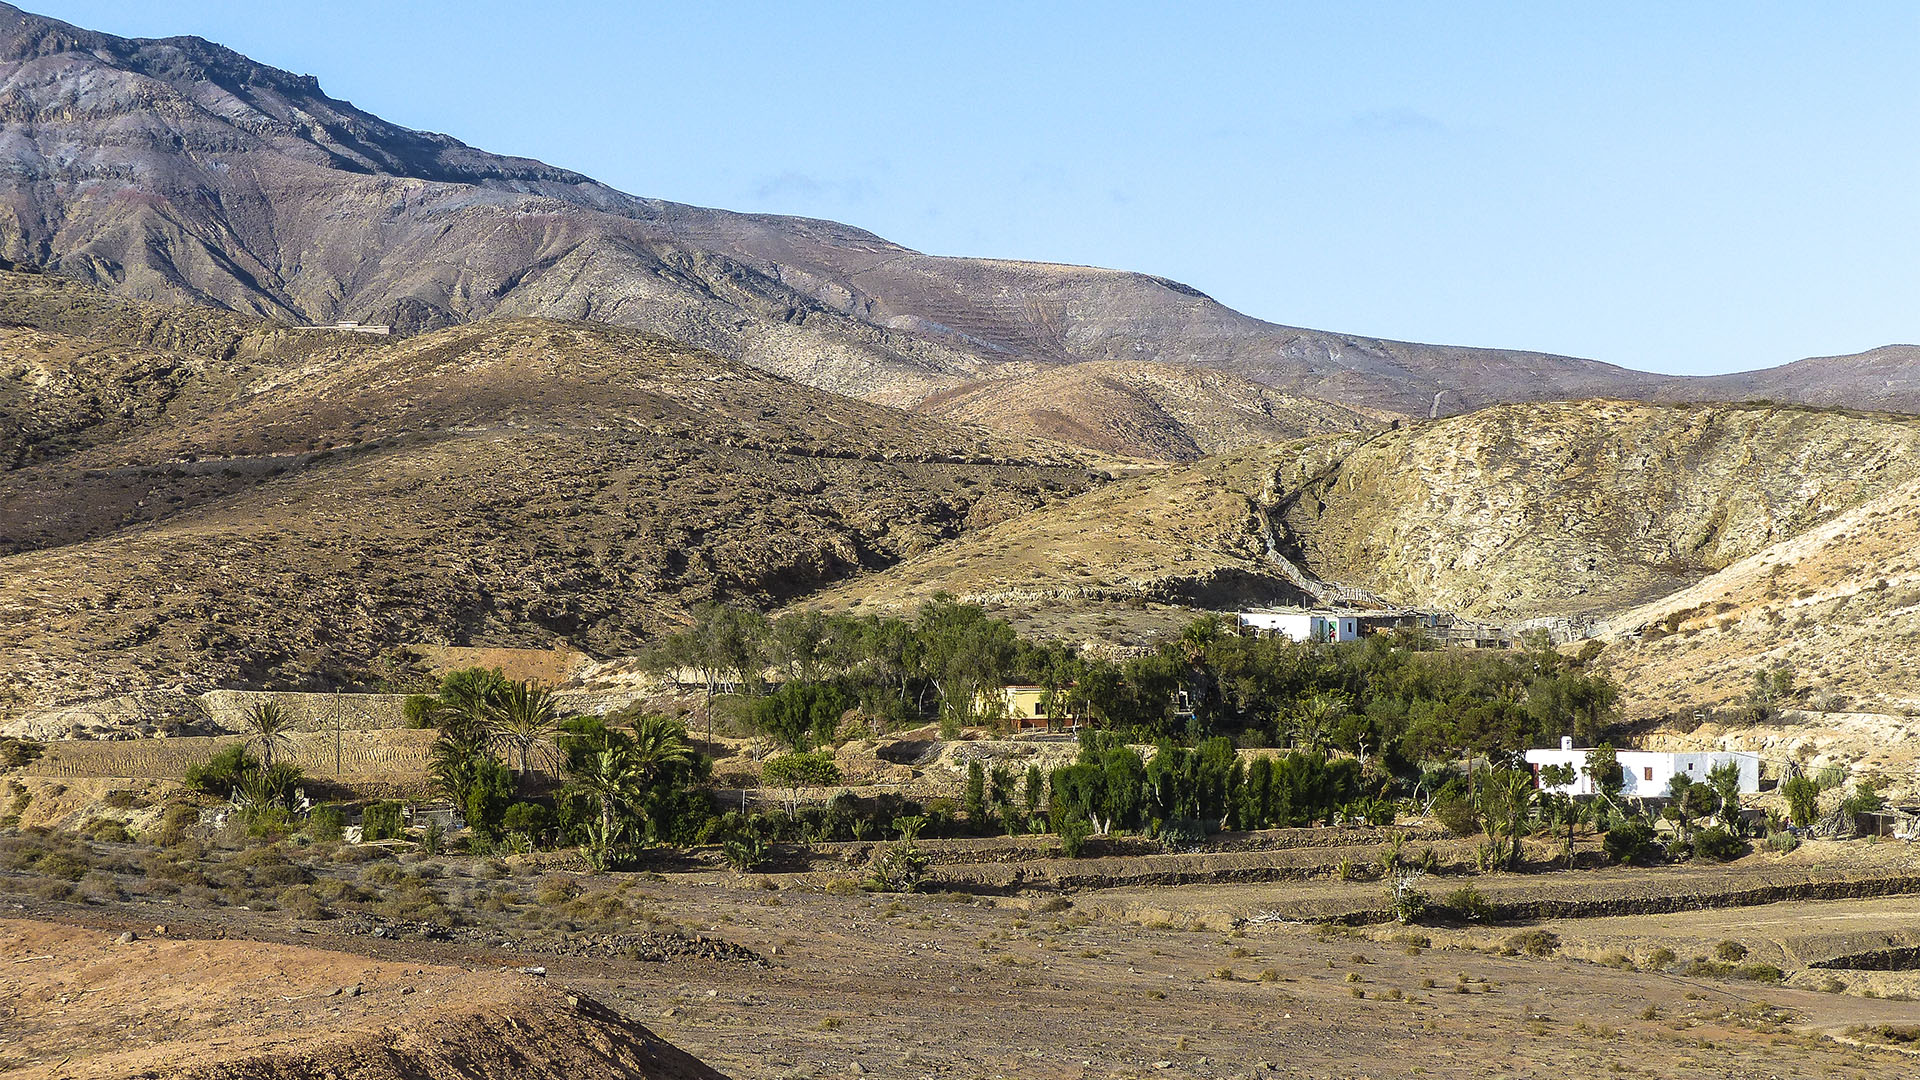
(978, 685, 1083, 731)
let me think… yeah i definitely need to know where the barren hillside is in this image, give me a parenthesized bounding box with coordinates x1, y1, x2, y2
(914, 359, 1377, 462)
(812, 401, 1920, 633)
(0, 273, 1094, 724)
(0, 919, 723, 1079)
(1601, 475, 1920, 716)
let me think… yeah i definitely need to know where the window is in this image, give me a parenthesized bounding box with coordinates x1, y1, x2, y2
(1643, 767, 1654, 781)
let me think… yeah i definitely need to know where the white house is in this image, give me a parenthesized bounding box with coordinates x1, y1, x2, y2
(1238, 608, 1359, 643)
(1524, 737, 1762, 798)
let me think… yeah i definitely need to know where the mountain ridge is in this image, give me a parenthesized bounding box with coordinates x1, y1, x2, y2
(0, 0, 1910, 450)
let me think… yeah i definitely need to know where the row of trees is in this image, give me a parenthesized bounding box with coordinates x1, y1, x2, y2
(651, 601, 1625, 785)
(1043, 733, 1368, 840)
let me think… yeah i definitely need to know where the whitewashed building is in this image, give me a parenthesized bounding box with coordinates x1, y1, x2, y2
(1238, 608, 1360, 643)
(1524, 737, 1762, 798)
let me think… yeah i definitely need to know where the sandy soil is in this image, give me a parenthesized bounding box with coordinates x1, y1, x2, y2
(9, 842, 1920, 1079)
(0, 918, 720, 1079)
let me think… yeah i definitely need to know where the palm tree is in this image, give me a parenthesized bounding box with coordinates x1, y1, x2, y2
(569, 736, 643, 869)
(429, 720, 491, 808)
(486, 679, 561, 779)
(432, 668, 505, 736)
(565, 715, 694, 868)
(627, 713, 694, 789)
(241, 701, 296, 768)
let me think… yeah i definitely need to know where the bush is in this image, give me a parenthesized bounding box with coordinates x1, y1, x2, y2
(1440, 884, 1494, 922)
(1764, 830, 1800, 853)
(1645, 946, 1676, 970)
(184, 745, 259, 799)
(402, 694, 438, 729)
(1602, 819, 1655, 864)
(0, 738, 45, 769)
(1714, 939, 1749, 962)
(1433, 796, 1480, 837)
(761, 751, 843, 788)
(1505, 929, 1560, 957)
(1692, 827, 1750, 863)
(148, 803, 202, 846)
(722, 821, 769, 873)
(308, 805, 346, 842)
(361, 801, 404, 842)
(501, 802, 552, 845)
(1157, 818, 1206, 852)
(1058, 816, 1092, 859)
(863, 842, 929, 892)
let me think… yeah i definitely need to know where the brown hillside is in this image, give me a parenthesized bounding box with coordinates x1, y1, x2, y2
(1601, 475, 1920, 717)
(0, 919, 723, 1080)
(914, 359, 1377, 461)
(812, 401, 1920, 635)
(0, 274, 1095, 723)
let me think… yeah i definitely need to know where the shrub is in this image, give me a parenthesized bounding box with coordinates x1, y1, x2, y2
(80, 818, 131, 843)
(361, 801, 404, 842)
(1602, 819, 1655, 864)
(501, 802, 552, 844)
(403, 694, 438, 729)
(863, 842, 929, 892)
(722, 821, 769, 873)
(1645, 947, 1677, 970)
(1506, 929, 1560, 957)
(1440, 884, 1494, 923)
(1714, 940, 1749, 962)
(1764, 830, 1800, 854)
(278, 884, 330, 919)
(308, 805, 347, 842)
(760, 751, 843, 788)
(0, 737, 45, 769)
(149, 803, 201, 846)
(1734, 963, 1782, 983)
(1433, 796, 1480, 837)
(1058, 816, 1092, 859)
(184, 745, 259, 799)
(1385, 870, 1427, 925)
(1692, 827, 1749, 863)
(1157, 817, 1206, 852)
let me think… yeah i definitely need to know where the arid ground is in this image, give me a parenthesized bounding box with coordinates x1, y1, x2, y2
(7, 826, 1920, 1080)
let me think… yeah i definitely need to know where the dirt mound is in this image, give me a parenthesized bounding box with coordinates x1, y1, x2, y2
(0, 919, 723, 1079)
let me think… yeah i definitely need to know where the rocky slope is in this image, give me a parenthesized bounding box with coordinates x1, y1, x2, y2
(914, 359, 1377, 462)
(812, 401, 1920, 632)
(1600, 474, 1920, 716)
(1272, 401, 1920, 619)
(0, 271, 1094, 723)
(0, 0, 1910, 456)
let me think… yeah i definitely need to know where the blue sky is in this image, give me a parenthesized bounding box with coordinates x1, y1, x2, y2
(31, 2, 1919, 375)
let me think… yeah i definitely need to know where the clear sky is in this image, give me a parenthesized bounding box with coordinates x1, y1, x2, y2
(28, 1, 1920, 375)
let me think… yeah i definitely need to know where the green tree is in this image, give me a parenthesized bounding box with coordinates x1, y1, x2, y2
(1023, 764, 1045, 817)
(1706, 760, 1744, 831)
(964, 760, 988, 829)
(240, 701, 296, 769)
(1583, 745, 1624, 804)
(1476, 768, 1538, 869)
(1782, 774, 1820, 829)
(751, 682, 853, 751)
(485, 679, 561, 780)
